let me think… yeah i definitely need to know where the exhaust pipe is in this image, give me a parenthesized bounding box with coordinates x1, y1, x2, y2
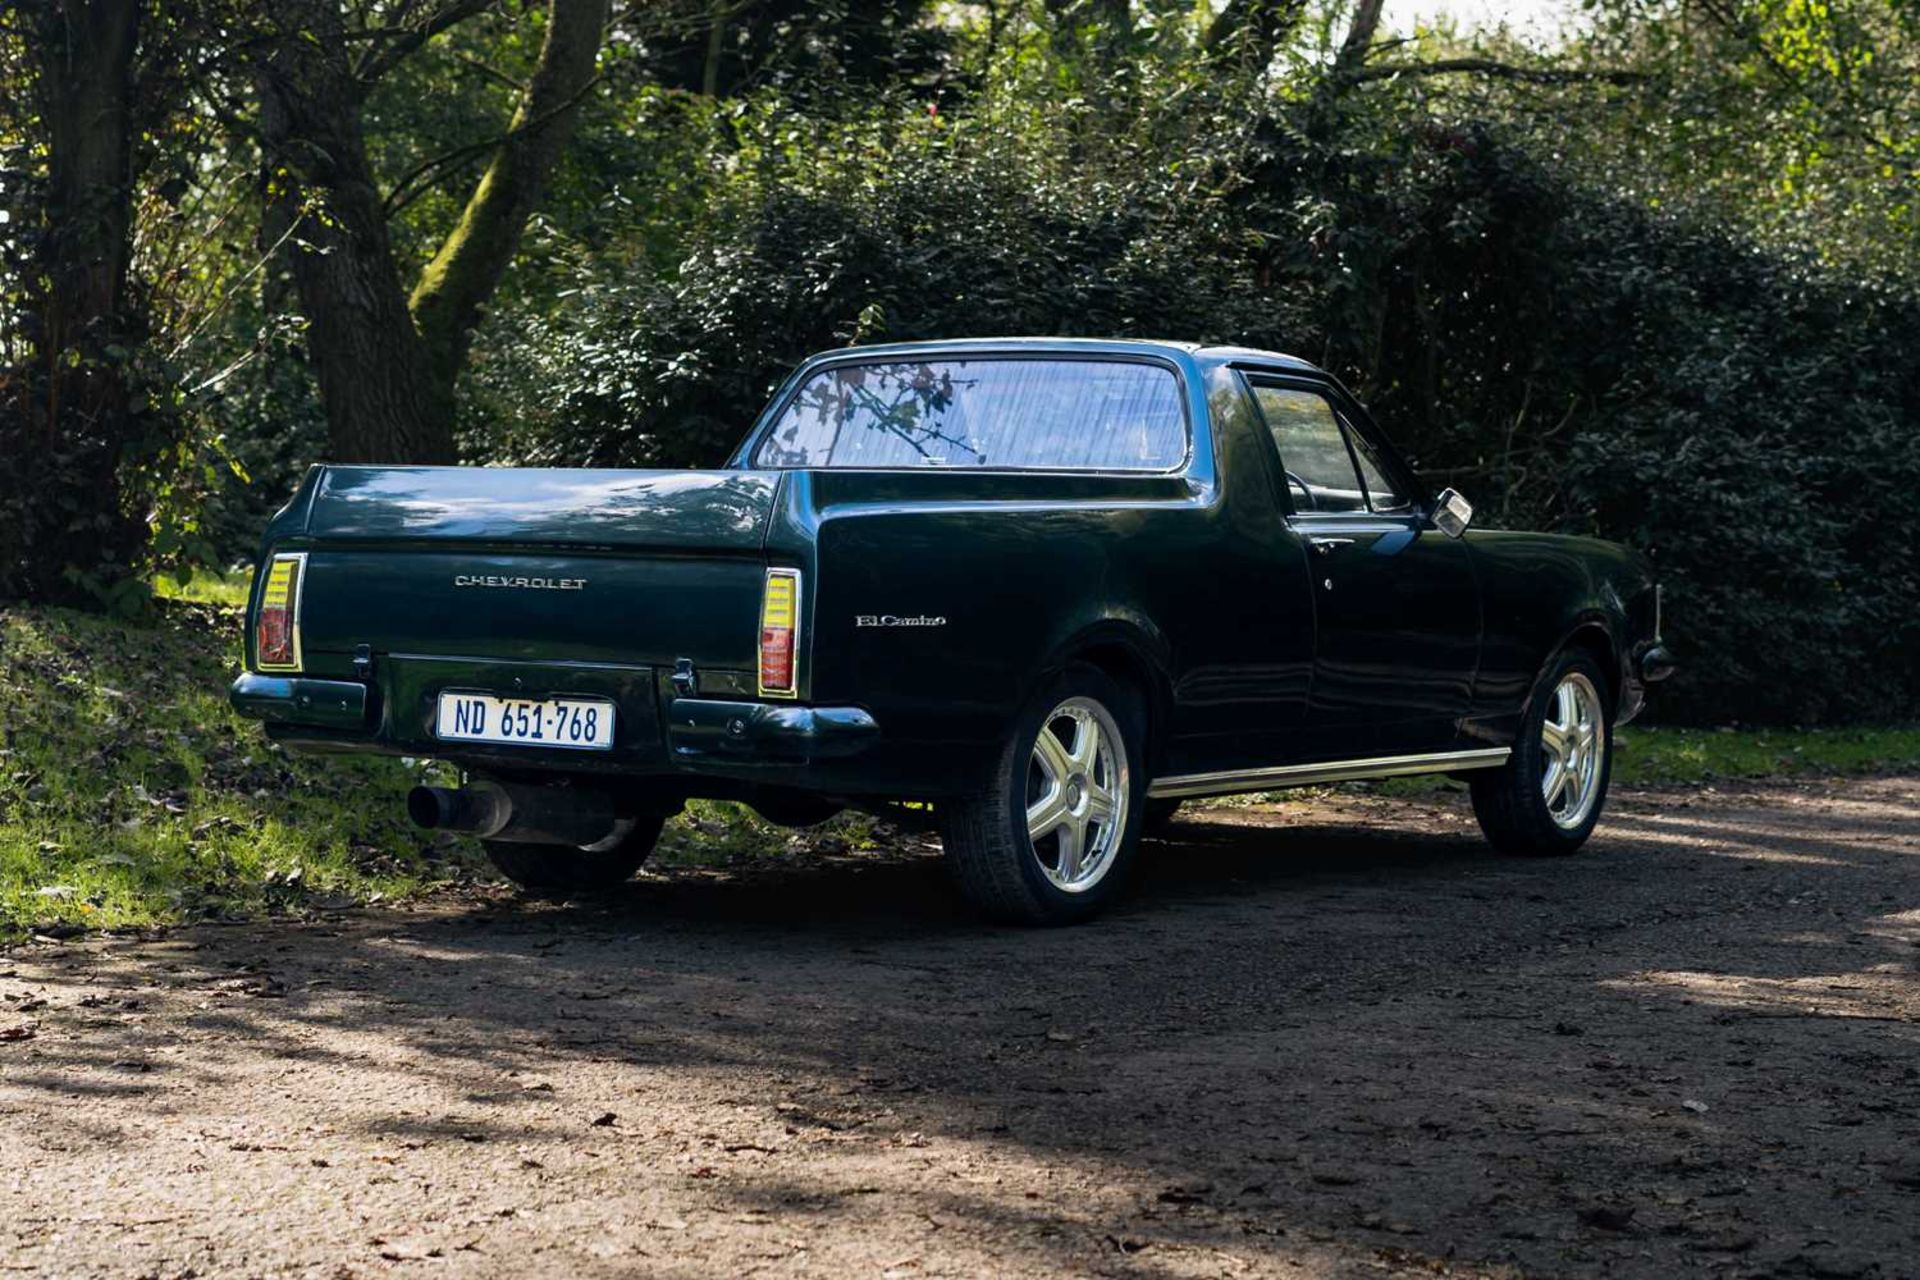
(407, 781, 625, 849)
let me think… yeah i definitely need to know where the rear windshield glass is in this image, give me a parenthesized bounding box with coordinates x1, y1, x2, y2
(751, 358, 1187, 471)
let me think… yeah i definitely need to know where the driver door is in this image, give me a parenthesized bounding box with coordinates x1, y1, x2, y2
(1244, 375, 1481, 760)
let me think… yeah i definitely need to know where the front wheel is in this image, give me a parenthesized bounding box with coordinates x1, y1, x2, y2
(940, 665, 1147, 924)
(1471, 650, 1613, 856)
(485, 811, 668, 891)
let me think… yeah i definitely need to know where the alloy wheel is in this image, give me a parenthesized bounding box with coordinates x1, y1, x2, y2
(1540, 671, 1604, 830)
(1024, 696, 1129, 893)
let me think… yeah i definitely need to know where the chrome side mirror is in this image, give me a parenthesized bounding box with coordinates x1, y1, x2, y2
(1431, 488, 1474, 539)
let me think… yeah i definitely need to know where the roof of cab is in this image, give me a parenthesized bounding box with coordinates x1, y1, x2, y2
(796, 336, 1322, 374)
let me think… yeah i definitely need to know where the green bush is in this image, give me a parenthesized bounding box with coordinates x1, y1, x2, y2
(463, 85, 1919, 727)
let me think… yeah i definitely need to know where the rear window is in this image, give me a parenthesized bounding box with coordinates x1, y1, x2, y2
(751, 358, 1188, 471)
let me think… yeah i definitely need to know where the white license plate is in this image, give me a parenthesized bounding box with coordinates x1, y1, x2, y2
(434, 692, 616, 751)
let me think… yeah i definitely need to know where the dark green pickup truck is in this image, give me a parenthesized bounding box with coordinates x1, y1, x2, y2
(233, 338, 1671, 923)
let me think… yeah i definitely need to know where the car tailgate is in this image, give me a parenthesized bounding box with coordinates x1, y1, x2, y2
(284, 466, 780, 670)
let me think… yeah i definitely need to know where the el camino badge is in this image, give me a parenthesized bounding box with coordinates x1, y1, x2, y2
(453, 575, 588, 590)
(856, 614, 947, 627)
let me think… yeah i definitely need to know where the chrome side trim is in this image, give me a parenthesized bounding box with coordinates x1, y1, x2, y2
(1147, 747, 1511, 800)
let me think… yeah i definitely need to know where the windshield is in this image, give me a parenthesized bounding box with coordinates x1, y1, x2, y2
(751, 358, 1188, 471)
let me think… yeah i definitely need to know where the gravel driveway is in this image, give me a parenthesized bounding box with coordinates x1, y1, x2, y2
(4, 778, 1918, 1278)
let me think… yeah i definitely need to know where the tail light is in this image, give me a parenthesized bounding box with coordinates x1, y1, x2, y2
(255, 552, 307, 671)
(758, 567, 801, 699)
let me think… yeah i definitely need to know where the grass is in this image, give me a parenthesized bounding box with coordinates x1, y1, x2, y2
(2, 596, 1915, 936)
(1611, 724, 1920, 786)
(0, 599, 871, 937)
(0, 602, 472, 936)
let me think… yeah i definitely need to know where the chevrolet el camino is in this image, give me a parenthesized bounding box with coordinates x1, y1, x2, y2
(232, 339, 1673, 924)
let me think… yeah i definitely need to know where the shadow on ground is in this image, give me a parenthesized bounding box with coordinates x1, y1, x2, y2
(4, 780, 1917, 1278)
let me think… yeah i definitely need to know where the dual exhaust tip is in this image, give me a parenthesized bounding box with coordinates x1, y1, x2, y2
(407, 781, 629, 850)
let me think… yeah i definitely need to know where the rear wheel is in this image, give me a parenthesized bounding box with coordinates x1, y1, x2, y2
(484, 811, 668, 891)
(1470, 650, 1613, 856)
(940, 665, 1147, 924)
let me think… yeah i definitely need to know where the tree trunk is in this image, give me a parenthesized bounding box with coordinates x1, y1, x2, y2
(0, 0, 147, 602)
(255, 0, 451, 464)
(36, 2, 141, 350)
(1334, 0, 1384, 79)
(253, 0, 607, 465)
(1204, 0, 1306, 71)
(410, 0, 610, 398)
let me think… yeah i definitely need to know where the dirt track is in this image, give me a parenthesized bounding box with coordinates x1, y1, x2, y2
(4, 778, 1918, 1279)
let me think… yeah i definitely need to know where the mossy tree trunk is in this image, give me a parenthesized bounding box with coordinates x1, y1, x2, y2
(255, 0, 609, 466)
(409, 0, 609, 405)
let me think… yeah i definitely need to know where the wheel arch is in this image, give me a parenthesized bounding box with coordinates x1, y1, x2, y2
(1529, 617, 1625, 723)
(1034, 618, 1174, 773)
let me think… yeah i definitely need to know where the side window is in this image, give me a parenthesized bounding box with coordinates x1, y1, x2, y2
(1346, 427, 1411, 513)
(1250, 386, 1367, 513)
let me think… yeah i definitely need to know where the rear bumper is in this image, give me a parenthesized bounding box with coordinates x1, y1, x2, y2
(230, 672, 370, 730)
(230, 669, 881, 773)
(664, 698, 880, 761)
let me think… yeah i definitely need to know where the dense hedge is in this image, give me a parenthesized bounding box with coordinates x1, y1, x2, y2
(463, 92, 1918, 727)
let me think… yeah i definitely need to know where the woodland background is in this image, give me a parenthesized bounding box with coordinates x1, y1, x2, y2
(3, 0, 1918, 726)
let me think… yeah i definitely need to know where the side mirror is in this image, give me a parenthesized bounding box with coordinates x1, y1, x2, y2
(1431, 488, 1474, 539)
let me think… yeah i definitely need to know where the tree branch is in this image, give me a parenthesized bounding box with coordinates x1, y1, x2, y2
(354, 0, 499, 83)
(380, 70, 601, 217)
(407, 0, 609, 390)
(1204, 0, 1308, 70)
(1342, 57, 1648, 86)
(1334, 0, 1383, 79)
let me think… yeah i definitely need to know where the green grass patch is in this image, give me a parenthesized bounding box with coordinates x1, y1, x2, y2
(0, 602, 475, 936)
(652, 799, 891, 870)
(1610, 724, 1920, 786)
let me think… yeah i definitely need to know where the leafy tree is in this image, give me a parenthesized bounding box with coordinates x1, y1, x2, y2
(252, 0, 611, 463)
(1, 1, 169, 605)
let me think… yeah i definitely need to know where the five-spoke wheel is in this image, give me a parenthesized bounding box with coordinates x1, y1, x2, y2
(1540, 670, 1604, 831)
(1471, 648, 1614, 856)
(1024, 697, 1130, 893)
(941, 665, 1146, 923)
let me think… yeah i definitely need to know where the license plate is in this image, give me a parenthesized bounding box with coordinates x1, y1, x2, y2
(434, 692, 616, 751)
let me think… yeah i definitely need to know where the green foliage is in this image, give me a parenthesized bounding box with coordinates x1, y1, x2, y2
(9, 1, 1920, 728)
(466, 63, 1920, 725)
(0, 603, 475, 933)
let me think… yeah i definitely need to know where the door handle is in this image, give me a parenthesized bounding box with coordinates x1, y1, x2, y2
(1309, 537, 1356, 556)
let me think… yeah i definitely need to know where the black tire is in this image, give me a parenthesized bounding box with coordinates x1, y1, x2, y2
(940, 664, 1147, 925)
(484, 811, 668, 891)
(1142, 797, 1184, 836)
(1471, 648, 1613, 857)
